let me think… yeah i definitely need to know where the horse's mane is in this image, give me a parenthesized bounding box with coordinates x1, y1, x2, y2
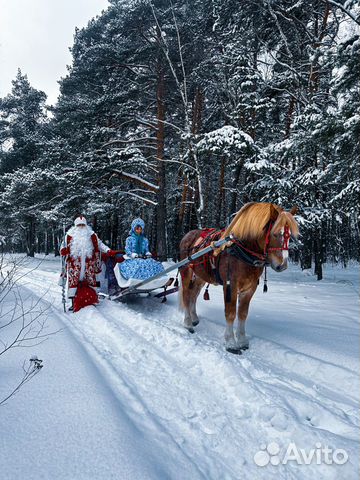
(222, 202, 298, 241)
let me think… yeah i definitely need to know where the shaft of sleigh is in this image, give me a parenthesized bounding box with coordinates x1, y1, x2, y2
(124, 235, 233, 294)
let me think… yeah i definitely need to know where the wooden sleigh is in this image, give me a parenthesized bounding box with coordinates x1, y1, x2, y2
(100, 236, 232, 302)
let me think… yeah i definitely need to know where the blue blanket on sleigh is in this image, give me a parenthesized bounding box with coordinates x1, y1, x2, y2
(119, 258, 165, 280)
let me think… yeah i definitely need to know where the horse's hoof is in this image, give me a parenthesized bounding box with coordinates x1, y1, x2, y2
(192, 320, 199, 327)
(226, 347, 242, 355)
(187, 327, 195, 334)
(236, 336, 249, 350)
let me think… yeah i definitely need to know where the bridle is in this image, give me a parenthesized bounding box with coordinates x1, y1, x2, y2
(264, 223, 291, 256)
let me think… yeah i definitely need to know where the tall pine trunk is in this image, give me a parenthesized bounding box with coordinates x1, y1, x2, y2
(301, 234, 312, 270)
(314, 236, 323, 280)
(229, 161, 243, 216)
(111, 213, 119, 249)
(156, 51, 167, 261)
(44, 230, 49, 255)
(314, 221, 325, 280)
(216, 158, 225, 228)
(175, 172, 188, 257)
(53, 225, 60, 256)
(176, 87, 204, 238)
(26, 216, 35, 257)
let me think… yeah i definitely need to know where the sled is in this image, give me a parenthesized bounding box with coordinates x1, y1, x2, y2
(106, 235, 233, 302)
(108, 262, 175, 301)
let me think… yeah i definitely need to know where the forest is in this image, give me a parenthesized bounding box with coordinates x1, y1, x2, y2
(0, 0, 359, 280)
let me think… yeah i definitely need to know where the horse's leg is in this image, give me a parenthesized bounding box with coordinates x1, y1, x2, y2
(236, 288, 256, 350)
(180, 268, 196, 333)
(224, 284, 241, 354)
(189, 277, 205, 327)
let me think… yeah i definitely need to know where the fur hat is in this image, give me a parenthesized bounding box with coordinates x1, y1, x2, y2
(130, 218, 145, 234)
(74, 216, 87, 226)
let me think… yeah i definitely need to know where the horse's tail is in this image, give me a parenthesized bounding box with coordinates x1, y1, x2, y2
(178, 273, 185, 311)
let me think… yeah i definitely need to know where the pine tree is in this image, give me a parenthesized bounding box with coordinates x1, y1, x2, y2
(0, 71, 48, 255)
(1, 0, 358, 267)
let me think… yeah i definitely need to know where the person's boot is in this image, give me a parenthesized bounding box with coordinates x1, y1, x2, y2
(68, 298, 74, 312)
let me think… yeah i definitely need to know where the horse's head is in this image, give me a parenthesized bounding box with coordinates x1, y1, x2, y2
(265, 206, 299, 272)
(215, 202, 299, 271)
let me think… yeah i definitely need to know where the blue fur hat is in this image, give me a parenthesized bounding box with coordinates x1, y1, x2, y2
(130, 218, 145, 234)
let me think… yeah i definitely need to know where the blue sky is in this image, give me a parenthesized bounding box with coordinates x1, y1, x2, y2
(0, 0, 109, 105)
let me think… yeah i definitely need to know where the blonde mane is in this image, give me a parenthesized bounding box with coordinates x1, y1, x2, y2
(271, 211, 299, 238)
(222, 202, 283, 241)
(212, 202, 299, 257)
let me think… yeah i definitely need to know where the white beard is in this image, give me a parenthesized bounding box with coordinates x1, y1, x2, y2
(69, 226, 94, 260)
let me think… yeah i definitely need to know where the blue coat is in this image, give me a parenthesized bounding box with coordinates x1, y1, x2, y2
(120, 218, 164, 280)
(125, 233, 150, 256)
(125, 218, 150, 256)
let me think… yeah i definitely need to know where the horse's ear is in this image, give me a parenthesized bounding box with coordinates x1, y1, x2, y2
(290, 206, 298, 216)
(269, 204, 279, 221)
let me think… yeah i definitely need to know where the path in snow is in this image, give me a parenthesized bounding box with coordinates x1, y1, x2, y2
(2, 256, 359, 479)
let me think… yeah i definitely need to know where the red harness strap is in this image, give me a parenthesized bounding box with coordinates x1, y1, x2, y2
(185, 229, 224, 271)
(264, 224, 291, 255)
(199, 228, 217, 239)
(231, 237, 267, 262)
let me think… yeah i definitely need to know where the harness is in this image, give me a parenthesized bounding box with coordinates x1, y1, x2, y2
(227, 242, 266, 267)
(185, 222, 291, 269)
(181, 223, 291, 297)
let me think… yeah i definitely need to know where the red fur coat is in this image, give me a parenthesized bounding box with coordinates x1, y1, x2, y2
(60, 231, 108, 298)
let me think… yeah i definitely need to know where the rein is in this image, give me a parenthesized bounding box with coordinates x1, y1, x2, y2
(230, 237, 267, 265)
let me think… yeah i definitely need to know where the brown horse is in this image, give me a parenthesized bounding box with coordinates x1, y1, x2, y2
(179, 202, 299, 354)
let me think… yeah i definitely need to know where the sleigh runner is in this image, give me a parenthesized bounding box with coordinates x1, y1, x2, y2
(110, 258, 175, 300)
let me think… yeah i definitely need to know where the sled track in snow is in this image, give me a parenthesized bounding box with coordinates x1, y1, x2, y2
(18, 265, 360, 479)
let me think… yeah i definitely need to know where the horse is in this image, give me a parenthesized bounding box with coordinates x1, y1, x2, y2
(179, 202, 299, 354)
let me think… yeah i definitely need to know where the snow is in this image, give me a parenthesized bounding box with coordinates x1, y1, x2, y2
(0, 256, 359, 479)
(197, 125, 254, 156)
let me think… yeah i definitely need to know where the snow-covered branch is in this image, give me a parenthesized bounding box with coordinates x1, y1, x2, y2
(325, 0, 360, 25)
(117, 191, 158, 206)
(110, 169, 159, 192)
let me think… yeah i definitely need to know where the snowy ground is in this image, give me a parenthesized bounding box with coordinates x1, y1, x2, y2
(0, 255, 359, 480)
